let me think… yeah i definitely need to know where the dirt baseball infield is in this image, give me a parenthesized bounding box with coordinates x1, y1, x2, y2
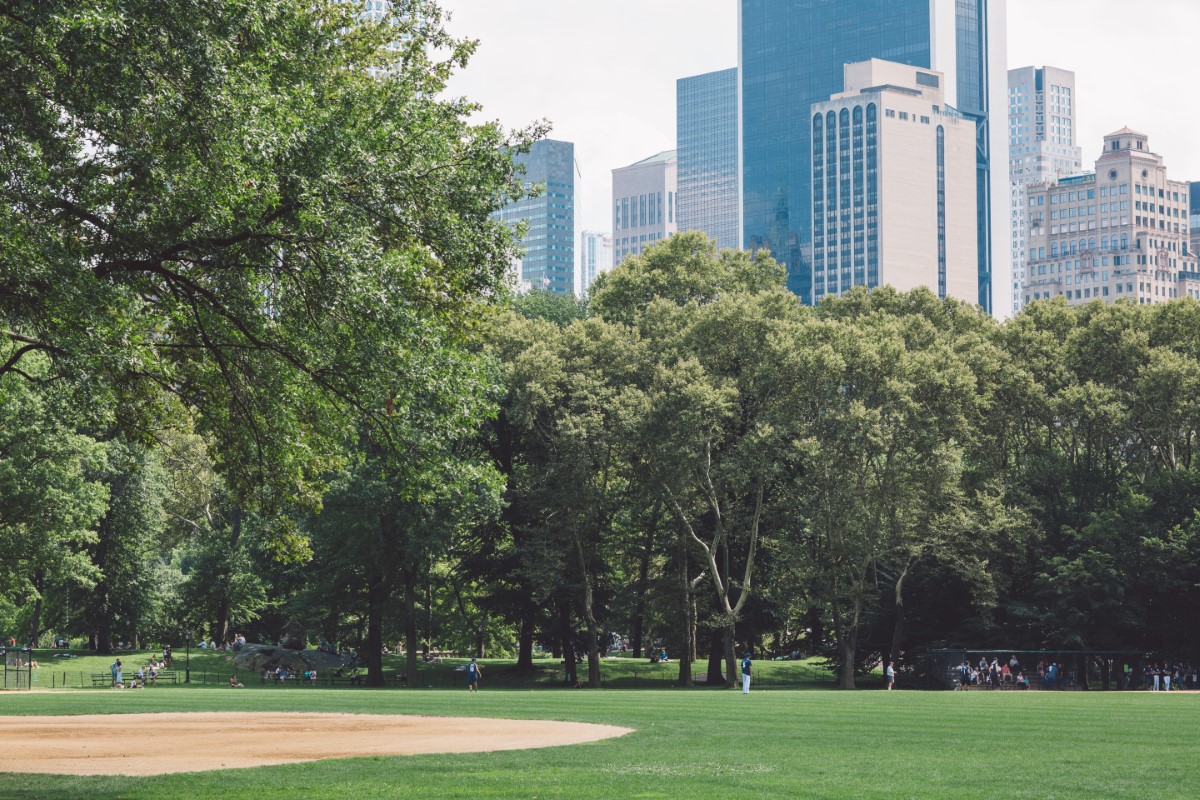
(0, 712, 632, 776)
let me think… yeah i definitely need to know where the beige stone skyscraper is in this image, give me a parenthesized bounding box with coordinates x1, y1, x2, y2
(1008, 66, 1084, 317)
(612, 151, 678, 266)
(1023, 130, 1198, 305)
(810, 60, 978, 305)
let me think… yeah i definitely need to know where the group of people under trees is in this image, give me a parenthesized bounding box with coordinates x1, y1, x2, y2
(260, 666, 320, 686)
(198, 633, 246, 651)
(1143, 663, 1198, 691)
(956, 656, 1033, 690)
(109, 652, 169, 689)
(955, 655, 1199, 691)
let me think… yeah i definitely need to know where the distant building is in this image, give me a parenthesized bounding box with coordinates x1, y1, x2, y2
(350, 0, 392, 22)
(612, 151, 678, 265)
(492, 140, 582, 295)
(677, 68, 740, 251)
(1008, 67, 1084, 316)
(1191, 182, 1200, 260)
(811, 60, 978, 304)
(579, 231, 614, 295)
(740, 0, 1010, 314)
(1024, 129, 1198, 306)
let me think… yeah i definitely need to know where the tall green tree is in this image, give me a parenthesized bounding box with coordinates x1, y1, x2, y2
(0, 0, 539, 519)
(0, 355, 108, 643)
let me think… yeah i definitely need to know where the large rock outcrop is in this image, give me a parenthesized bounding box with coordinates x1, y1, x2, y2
(279, 621, 306, 651)
(232, 644, 351, 674)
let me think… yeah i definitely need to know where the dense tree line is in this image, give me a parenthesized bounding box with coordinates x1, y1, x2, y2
(3, 2, 1199, 689)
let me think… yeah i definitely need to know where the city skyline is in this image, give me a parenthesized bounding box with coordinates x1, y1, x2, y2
(442, 0, 1200, 244)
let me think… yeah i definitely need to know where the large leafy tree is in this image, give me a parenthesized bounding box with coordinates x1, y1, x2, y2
(0, 356, 108, 643)
(0, 0, 538, 517)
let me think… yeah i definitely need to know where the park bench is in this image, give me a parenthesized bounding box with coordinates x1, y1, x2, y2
(91, 673, 112, 686)
(329, 673, 363, 687)
(264, 673, 302, 686)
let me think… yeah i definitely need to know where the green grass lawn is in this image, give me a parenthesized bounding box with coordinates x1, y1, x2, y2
(0, 684, 1195, 799)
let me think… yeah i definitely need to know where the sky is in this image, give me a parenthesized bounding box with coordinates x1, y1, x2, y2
(440, 0, 1200, 234)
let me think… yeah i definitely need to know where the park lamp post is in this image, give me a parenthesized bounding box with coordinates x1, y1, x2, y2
(185, 630, 191, 684)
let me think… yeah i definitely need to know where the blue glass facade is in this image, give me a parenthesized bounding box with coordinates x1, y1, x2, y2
(741, 0, 1000, 310)
(811, 102, 880, 299)
(677, 68, 740, 251)
(492, 140, 579, 294)
(741, 0, 930, 303)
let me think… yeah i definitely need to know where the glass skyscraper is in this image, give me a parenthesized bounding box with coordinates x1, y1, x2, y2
(492, 140, 582, 295)
(740, 0, 1010, 313)
(678, 68, 740, 251)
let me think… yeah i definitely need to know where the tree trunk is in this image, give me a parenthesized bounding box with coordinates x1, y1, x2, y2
(690, 592, 699, 663)
(677, 526, 693, 687)
(216, 507, 242, 645)
(404, 567, 419, 688)
(425, 577, 433, 659)
(632, 541, 651, 659)
(721, 541, 736, 687)
(572, 531, 601, 688)
(706, 627, 725, 684)
(807, 605, 825, 655)
(676, 532, 696, 690)
(831, 600, 858, 689)
(558, 599, 576, 685)
(517, 611, 535, 671)
(724, 623, 737, 689)
(93, 585, 112, 655)
(889, 565, 910, 667)
(27, 573, 44, 646)
(1077, 653, 1089, 690)
(632, 502, 660, 659)
(365, 566, 384, 687)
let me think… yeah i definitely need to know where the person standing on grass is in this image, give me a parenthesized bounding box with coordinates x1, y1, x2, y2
(467, 658, 482, 692)
(741, 652, 752, 694)
(886, 662, 895, 690)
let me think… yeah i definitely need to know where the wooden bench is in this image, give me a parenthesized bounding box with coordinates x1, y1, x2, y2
(91, 673, 112, 686)
(329, 673, 363, 687)
(264, 673, 301, 686)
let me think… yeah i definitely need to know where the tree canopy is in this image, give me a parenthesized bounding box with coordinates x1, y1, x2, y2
(0, 0, 537, 513)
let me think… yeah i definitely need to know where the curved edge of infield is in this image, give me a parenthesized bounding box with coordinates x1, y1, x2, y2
(0, 712, 634, 777)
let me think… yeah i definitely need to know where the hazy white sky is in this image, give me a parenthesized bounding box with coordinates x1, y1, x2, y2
(441, 0, 1200, 233)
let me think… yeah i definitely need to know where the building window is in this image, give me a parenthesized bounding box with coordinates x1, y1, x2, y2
(936, 126, 946, 300)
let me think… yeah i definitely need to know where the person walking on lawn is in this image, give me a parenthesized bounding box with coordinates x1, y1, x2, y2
(467, 658, 482, 692)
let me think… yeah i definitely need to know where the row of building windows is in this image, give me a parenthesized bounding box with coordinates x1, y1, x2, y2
(812, 103, 879, 298)
(615, 231, 667, 265)
(613, 192, 675, 231)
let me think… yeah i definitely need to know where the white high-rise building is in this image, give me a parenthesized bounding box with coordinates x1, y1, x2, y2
(1008, 66, 1083, 316)
(740, 0, 1010, 316)
(810, 60, 979, 305)
(579, 231, 614, 296)
(612, 151, 678, 266)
